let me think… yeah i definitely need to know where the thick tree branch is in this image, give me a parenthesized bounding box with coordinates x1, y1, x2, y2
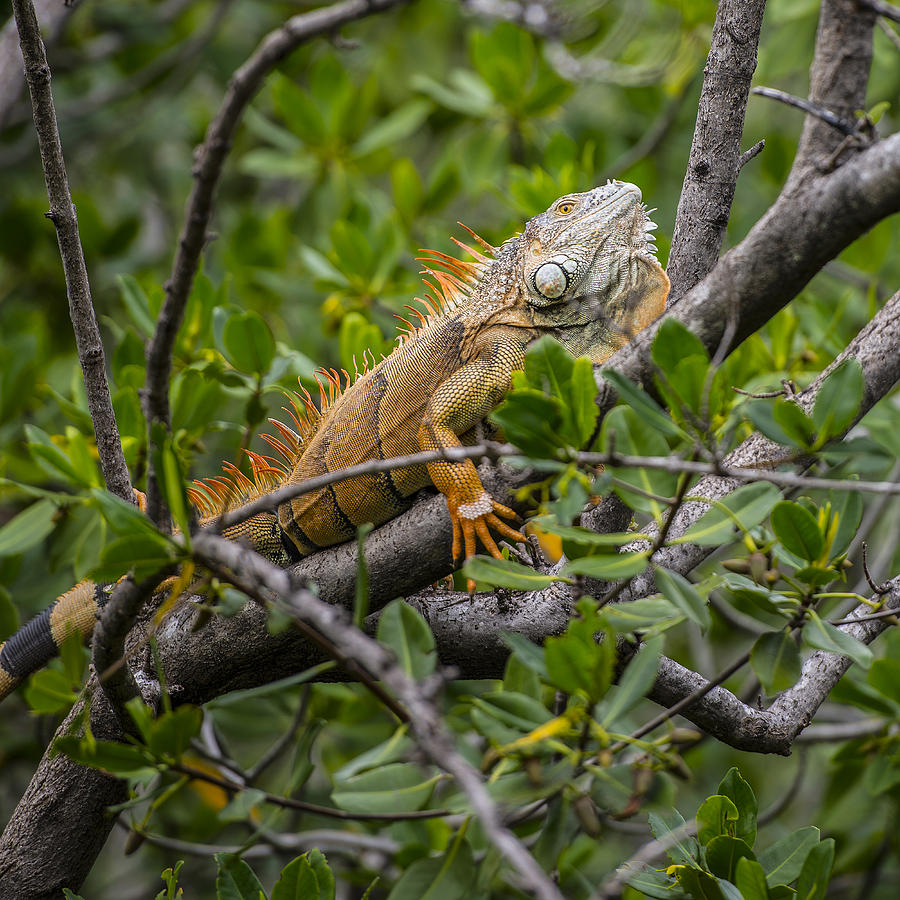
(789, 0, 877, 183)
(0, 691, 128, 900)
(12, 0, 133, 504)
(666, 0, 766, 302)
(142, 0, 411, 526)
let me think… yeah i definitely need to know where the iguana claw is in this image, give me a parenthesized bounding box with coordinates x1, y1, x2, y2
(448, 492, 526, 592)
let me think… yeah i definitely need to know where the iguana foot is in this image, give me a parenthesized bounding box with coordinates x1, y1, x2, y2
(448, 492, 526, 591)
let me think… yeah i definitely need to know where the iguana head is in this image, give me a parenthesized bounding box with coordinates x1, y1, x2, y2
(485, 181, 669, 362)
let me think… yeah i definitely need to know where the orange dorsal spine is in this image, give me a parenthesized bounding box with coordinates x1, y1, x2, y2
(188, 231, 495, 519)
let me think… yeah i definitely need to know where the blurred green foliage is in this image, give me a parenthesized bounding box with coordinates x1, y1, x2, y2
(1, 0, 900, 898)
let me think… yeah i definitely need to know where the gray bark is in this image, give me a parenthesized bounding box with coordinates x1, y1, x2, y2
(666, 0, 767, 302)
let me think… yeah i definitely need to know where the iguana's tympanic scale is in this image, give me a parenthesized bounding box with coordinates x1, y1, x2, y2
(0, 181, 668, 700)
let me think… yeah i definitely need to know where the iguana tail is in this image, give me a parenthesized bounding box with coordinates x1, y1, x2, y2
(0, 580, 108, 701)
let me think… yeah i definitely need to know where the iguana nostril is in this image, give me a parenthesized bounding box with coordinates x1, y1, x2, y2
(534, 262, 568, 298)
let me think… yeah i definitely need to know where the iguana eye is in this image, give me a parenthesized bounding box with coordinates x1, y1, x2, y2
(556, 201, 575, 215)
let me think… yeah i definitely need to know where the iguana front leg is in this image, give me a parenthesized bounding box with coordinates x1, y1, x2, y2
(418, 335, 527, 564)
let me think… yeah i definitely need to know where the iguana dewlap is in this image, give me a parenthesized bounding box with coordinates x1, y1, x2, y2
(0, 181, 668, 700)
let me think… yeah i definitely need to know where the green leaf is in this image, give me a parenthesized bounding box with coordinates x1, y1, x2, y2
(795, 838, 834, 900)
(305, 849, 335, 900)
(490, 387, 563, 458)
(145, 705, 204, 758)
(751, 631, 802, 694)
(332, 763, 441, 814)
(501, 632, 548, 679)
(218, 788, 267, 825)
(648, 809, 699, 866)
(519, 336, 597, 447)
(0, 499, 57, 557)
(353, 99, 432, 157)
(53, 735, 154, 776)
(544, 598, 614, 700)
(802, 610, 873, 670)
(654, 567, 710, 630)
(794, 564, 838, 587)
(772, 398, 816, 448)
(532, 518, 645, 549)
(696, 795, 739, 845)
(652, 318, 709, 372)
(717, 768, 758, 849)
(602, 370, 687, 440)
(26, 425, 94, 487)
(461, 555, 558, 591)
(117, 274, 155, 338)
(92, 533, 177, 583)
(674, 483, 781, 546)
(600, 406, 677, 518)
(338, 312, 385, 374)
(603, 596, 683, 633)
(215, 852, 266, 900)
(272, 851, 334, 900)
(600, 635, 662, 727)
(745, 399, 795, 446)
(867, 657, 900, 706)
(90, 487, 161, 539)
(151, 425, 191, 539)
(386, 834, 475, 900)
(376, 599, 436, 681)
(392, 158, 424, 221)
(706, 835, 755, 881)
(562, 551, 649, 581)
(828, 487, 863, 557)
(63, 891, 86, 900)
(734, 857, 771, 900)
(770, 501, 824, 563)
(672, 866, 728, 900)
(757, 826, 820, 886)
(812, 358, 864, 439)
(24, 668, 80, 714)
(222, 310, 275, 375)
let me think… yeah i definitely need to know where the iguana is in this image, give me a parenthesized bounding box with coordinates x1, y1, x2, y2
(0, 180, 668, 701)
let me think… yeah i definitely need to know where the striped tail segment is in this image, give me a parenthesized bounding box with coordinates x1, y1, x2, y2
(0, 580, 108, 701)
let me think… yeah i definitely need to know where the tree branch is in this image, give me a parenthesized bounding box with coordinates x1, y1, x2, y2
(12, 0, 134, 503)
(666, 0, 766, 302)
(789, 0, 877, 183)
(141, 0, 411, 526)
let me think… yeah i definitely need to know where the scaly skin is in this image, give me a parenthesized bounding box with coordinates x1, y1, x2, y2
(0, 181, 668, 701)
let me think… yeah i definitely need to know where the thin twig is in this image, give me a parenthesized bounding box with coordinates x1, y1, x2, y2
(169, 760, 448, 821)
(738, 138, 765, 169)
(878, 15, 900, 50)
(751, 86, 857, 135)
(207, 439, 900, 537)
(862, 0, 900, 24)
(11, 0, 133, 503)
(861, 541, 892, 594)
